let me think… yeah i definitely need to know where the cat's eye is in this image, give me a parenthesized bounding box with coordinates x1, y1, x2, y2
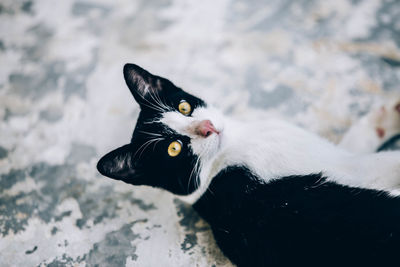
(168, 141, 182, 157)
(178, 101, 191, 116)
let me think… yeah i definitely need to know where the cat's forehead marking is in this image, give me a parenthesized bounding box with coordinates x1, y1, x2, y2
(160, 107, 212, 137)
(160, 111, 194, 137)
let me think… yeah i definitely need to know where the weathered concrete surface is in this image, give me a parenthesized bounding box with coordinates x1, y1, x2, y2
(1, 0, 400, 266)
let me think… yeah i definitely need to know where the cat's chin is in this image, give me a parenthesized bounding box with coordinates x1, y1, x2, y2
(191, 131, 222, 160)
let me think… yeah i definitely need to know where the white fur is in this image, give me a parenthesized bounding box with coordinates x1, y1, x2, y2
(161, 104, 400, 204)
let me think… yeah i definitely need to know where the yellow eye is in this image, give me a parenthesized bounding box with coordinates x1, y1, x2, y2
(168, 141, 182, 157)
(178, 101, 191, 115)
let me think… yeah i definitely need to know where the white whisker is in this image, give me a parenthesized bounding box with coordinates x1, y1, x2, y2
(139, 130, 163, 137)
(138, 88, 165, 113)
(133, 137, 164, 159)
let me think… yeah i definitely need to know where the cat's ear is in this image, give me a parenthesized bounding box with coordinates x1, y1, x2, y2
(97, 144, 138, 183)
(123, 63, 180, 107)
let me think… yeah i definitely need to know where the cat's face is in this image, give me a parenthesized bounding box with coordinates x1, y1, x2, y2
(97, 64, 224, 196)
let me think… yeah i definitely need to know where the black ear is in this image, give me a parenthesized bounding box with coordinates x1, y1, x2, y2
(123, 63, 180, 108)
(97, 144, 137, 182)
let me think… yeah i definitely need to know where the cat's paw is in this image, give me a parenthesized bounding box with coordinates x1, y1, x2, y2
(370, 98, 400, 140)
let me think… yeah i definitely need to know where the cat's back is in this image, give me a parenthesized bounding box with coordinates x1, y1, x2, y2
(193, 166, 400, 267)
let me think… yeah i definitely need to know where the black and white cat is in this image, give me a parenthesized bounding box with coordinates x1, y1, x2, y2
(97, 64, 400, 267)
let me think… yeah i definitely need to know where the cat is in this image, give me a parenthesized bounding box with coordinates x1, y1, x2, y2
(97, 63, 400, 267)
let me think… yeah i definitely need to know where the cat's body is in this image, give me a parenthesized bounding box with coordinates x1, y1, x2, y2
(97, 64, 400, 267)
(194, 169, 400, 267)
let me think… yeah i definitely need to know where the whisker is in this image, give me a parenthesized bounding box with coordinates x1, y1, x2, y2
(147, 89, 171, 112)
(187, 157, 199, 192)
(133, 137, 164, 159)
(133, 139, 155, 159)
(147, 89, 163, 110)
(143, 119, 159, 124)
(148, 84, 173, 112)
(153, 88, 172, 111)
(188, 149, 204, 193)
(138, 130, 163, 137)
(138, 89, 165, 113)
(139, 138, 162, 159)
(140, 100, 165, 113)
(152, 138, 163, 151)
(137, 85, 173, 113)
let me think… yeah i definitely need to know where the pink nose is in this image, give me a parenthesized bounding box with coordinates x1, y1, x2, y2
(195, 120, 219, 137)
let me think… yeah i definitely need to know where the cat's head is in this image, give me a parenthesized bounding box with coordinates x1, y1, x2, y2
(97, 64, 224, 197)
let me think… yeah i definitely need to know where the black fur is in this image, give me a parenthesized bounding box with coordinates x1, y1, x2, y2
(193, 166, 400, 267)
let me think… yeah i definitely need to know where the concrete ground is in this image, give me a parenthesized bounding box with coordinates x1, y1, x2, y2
(1, 0, 400, 266)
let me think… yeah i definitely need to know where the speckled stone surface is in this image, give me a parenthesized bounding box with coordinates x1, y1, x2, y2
(1, 0, 400, 266)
